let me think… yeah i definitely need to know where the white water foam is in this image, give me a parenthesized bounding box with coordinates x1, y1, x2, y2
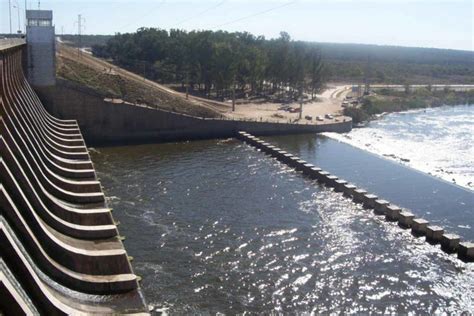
(324, 105, 474, 191)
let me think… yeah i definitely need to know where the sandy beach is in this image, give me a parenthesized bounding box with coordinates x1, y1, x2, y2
(223, 84, 352, 123)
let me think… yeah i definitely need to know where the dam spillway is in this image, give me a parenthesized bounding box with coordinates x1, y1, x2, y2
(0, 41, 148, 313)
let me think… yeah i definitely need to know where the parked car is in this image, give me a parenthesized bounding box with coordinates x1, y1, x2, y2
(325, 114, 334, 119)
(305, 115, 313, 120)
(316, 116, 324, 121)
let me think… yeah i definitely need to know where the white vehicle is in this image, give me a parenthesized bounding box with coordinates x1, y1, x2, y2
(316, 116, 324, 121)
(325, 114, 334, 119)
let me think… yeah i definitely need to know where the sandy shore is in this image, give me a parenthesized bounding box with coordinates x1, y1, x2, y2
(224, 84, 352, 123)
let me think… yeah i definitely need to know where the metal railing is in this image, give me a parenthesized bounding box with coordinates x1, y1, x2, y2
(0, 38, 26, 51)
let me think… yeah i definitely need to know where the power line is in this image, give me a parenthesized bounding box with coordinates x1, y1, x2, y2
(9, 0, 12, 34)
(117, 0, 167, 31)
(74, 14, 86, 57)
(174, 0, 227, 27)
(210, 0, 298, 29)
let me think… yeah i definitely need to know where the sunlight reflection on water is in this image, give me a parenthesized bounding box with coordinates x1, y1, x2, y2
(94, 137, 473, 314)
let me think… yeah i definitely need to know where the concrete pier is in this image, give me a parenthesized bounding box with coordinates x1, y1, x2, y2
(334, 179, 348, 192)
(458, 242, 474, 262)
(294, 159, 308, 171)
(236, 131, 473, 262)
(288, 157, 302, 168)
(317, 170, 330, 183)
(385, 205, 402, 222)
(342, 183, 357, 197)
(441, 234, 460, 253)
(425, 226, 444, 244)
(353, 189, 368, 203)
(301, 163, 316, 174)
(412, 218, 429, 236)
(325, 175, 339, 188)
(373, 199, 389, 214)
(362, 194, 378, 209)
(308, 167, 322, 180)
(398, 211, 415, 228)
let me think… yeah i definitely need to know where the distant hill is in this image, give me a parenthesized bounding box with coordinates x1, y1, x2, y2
(317, 42, 474, 84)
(59, 34, 113, 48)
(27, 34, 474, 84)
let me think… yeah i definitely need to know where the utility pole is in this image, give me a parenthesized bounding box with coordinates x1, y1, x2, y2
(75, 14, 85, 58)
(232, 82, 236, 112)
(185, 72, 189, 100)
(24, 0, 27, 33)
(14, 5, 20, 33)
(9, 0, 12, 34)
(298, 83, 303, 120)
(364, 54, 371, 95)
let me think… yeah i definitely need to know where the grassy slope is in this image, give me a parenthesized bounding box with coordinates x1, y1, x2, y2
(56, 48, 220, 118)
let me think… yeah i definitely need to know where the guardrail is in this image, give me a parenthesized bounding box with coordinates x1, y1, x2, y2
(0, 38, 26, 51)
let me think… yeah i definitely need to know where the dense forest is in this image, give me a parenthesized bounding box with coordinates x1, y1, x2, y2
(60, 31, 474, 89)
(321, 43, 474, 84)
(91, 29, 324, 101)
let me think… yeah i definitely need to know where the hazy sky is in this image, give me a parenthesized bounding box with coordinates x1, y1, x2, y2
(1, 0, 473, 51)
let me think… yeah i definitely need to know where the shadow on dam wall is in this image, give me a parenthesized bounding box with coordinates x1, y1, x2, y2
(0, 41, 148, 313)
(35, 78, 352, 146)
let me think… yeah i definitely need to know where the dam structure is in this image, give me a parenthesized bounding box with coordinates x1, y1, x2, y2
(0, 12, 148, 315)
(0, 9, 353, 312)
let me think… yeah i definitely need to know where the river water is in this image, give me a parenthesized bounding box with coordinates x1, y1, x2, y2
(91, 105, 473, 314)
(325, 104, 474, 190)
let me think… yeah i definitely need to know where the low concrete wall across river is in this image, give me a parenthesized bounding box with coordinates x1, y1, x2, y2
(236, 131, 474, 262)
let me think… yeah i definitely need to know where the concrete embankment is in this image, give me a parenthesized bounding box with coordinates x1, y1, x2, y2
(236, 131, 474, 262)
(35, 79, 352, 145)
(0, 41, 148, 313)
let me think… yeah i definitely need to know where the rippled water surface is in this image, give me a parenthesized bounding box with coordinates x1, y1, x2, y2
(325, 104, 474, 190)
(92, 134, 473, 313)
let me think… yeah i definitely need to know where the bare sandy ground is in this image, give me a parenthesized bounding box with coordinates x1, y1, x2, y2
(225, 85, 351, 123)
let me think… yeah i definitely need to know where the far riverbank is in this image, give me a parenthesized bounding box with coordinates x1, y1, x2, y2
(344, 88, 474, 123)
(325, 104, 474, 190)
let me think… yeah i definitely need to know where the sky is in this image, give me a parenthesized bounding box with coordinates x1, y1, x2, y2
(1, 0, 473, 51)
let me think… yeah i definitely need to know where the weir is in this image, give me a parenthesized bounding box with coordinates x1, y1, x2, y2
(0, 40, 148, 313)
(236, 131, 474, 262)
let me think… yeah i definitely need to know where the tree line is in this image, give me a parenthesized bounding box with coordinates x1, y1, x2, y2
(63, 33, 474, 85)
(92, 28, 324, 101)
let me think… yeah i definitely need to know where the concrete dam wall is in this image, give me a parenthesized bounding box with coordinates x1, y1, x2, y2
(36, 79, 352, 146)
(0, 42, 148, 313)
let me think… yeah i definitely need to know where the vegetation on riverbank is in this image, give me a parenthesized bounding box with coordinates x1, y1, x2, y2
(344, 88, 474, 123)
(59, 34, 474, 85)
(91, 29, 324, 101)
(56, 45, 221, 118)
